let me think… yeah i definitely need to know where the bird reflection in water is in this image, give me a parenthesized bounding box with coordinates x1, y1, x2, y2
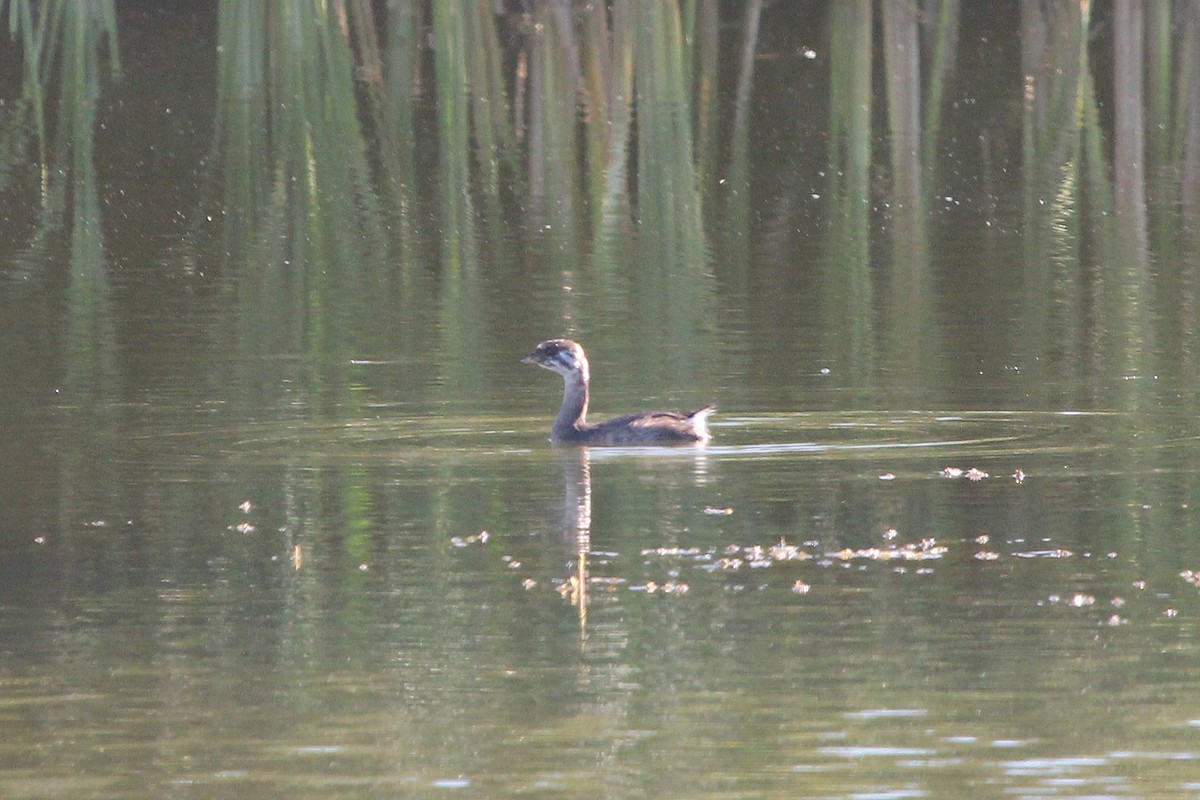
(549, 445, 712, 640)
(555, 447, 592, 637)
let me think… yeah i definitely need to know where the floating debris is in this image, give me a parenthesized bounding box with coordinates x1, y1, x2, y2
(235, 522, 255, 535)
(238, 500, 253, 513)
(883, 528, 899, 541)
(703, 506, 734, 516)
(974, 551, 1000, 561)
(769, 539, 811, 561)
(1067, 593, 1096, 607)
(291, 545, 303, 570)
(1181, 570, 1200, 587)
(450, 530, 489, 548)
(639, 581, 689, 595)
(829, 539, 948, 562)
(1012, 469, 1025, 483)
(879, 473, 896, 481)
(792, 579, 811, 595)
(1012, 549, 1073, 559)
(661, 537, 952, 569)
(640, 546, 704, 557)
(521, 578, 537, 590)
(941, 466, 991, 481)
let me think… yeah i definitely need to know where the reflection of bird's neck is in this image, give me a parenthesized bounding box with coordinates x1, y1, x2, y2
(559, 448, 592, 637)
(561, 448, 592, 541)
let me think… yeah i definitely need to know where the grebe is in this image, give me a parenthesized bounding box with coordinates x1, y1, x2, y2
(521, 339, 715, 445)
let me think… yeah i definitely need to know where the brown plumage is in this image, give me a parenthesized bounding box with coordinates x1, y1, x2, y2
(521, 339, 715, 445)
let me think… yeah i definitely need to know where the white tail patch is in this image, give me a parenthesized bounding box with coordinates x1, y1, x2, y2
(690, 406, 716, 440)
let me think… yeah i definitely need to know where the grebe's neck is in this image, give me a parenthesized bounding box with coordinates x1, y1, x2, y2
(553, 365, 590, 437)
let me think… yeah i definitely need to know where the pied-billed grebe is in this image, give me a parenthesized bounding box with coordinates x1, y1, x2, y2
(521, 338, 715, 445)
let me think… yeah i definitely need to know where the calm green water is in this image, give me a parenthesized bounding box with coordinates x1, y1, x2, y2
(4, 3, 1200, 799)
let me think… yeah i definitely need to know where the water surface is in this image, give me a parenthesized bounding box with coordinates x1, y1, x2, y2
(3, 3, 1200, 798)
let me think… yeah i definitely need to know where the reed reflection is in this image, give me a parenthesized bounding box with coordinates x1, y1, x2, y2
(1109, 0, 1153, 410)
(208, 0, 403, 412)
(881, 0, 933, 385)
(7, 0, 124, 520)
(824, 0, 874, 386)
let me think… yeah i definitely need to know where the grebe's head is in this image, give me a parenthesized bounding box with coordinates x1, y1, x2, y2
(521, 339, 588, 379)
